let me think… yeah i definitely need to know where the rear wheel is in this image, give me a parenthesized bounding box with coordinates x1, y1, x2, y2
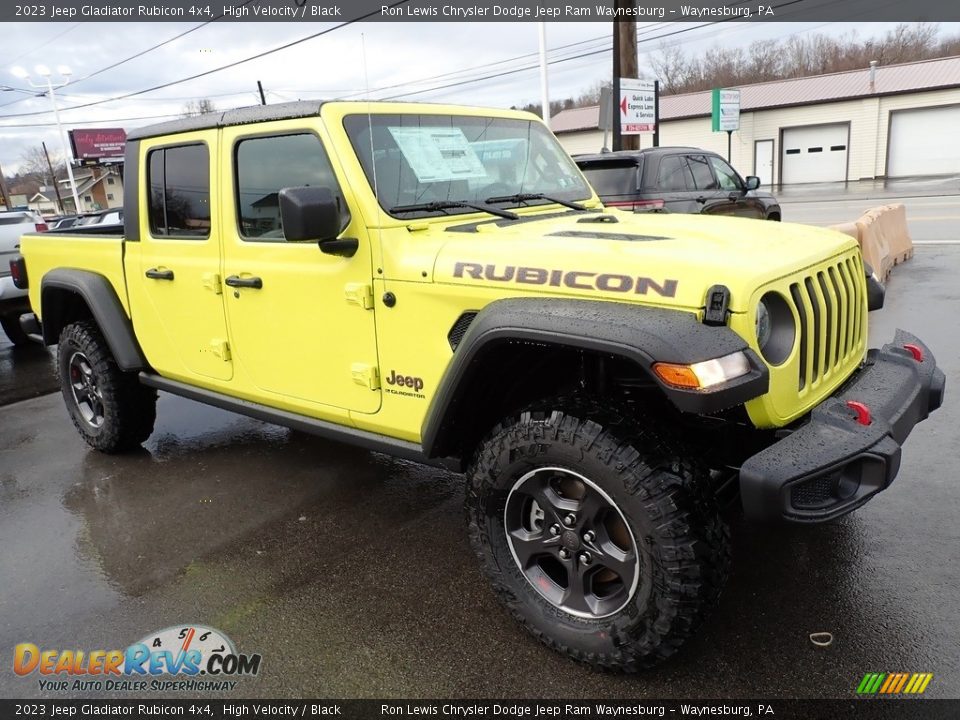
(1, 313, 29, 346)
(465, 400, 730, 671)
(58, 320, 157, 453)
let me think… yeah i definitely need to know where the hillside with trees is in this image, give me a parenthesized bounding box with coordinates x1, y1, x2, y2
(515, 22, 960, 116)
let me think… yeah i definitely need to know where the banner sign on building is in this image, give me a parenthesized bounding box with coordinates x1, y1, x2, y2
(619, 79, 657, 135)
(68, 128, 127, 161)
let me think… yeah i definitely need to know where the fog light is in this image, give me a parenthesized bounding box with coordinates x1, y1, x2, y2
(833, 465, 861, 500)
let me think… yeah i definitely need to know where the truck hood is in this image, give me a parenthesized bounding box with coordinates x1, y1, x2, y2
(431, 209, 856, 312)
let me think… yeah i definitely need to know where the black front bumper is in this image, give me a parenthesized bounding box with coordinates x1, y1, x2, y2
(740, 329, 945, 523)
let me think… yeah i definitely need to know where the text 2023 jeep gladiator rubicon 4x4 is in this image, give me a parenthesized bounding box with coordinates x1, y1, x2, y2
(11, 101, 945, 670)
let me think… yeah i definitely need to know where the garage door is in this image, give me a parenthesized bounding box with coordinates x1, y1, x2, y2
(781, 124, 848, 184)
(888, 105, 960, 177)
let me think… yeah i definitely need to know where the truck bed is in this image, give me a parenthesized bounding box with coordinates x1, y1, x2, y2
(19, 231, 130, 321)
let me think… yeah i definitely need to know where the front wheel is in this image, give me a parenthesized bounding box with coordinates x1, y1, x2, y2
(465, 402, 730, 671)
(58, 320, 157, 453)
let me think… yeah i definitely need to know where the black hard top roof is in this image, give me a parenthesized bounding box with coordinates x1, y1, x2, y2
(126, 100, 539, 142)
(126, 101, 326, 141)
(573, 147, 711, 164)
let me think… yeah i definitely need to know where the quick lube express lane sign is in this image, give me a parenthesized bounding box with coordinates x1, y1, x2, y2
(619, 79, 656, 135)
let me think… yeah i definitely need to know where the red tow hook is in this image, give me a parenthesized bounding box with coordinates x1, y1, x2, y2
(903, 343, 924, 362)
(846, 401, 872, 426)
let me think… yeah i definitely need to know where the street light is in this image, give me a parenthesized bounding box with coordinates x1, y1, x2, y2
(11, 64, 81, 213)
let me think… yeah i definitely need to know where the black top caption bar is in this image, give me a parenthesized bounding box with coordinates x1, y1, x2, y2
(3, 0, 960, 23)
(1, 700, 960, 720)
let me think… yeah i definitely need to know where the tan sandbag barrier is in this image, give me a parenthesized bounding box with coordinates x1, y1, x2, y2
(829, 203, 913, 283)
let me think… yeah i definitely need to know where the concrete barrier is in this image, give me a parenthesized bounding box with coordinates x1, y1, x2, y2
(828, 203, 913, 283)
(855, 209, 894, 282)
(877, 203, 915, 266)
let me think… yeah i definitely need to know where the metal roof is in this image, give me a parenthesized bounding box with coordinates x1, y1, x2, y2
(551, 55, 960, 133)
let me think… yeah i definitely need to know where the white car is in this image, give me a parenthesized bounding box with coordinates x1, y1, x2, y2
(0, 210, 47, 345)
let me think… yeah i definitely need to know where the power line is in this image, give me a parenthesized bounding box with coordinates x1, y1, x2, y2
(0, 1, 411, 121)
(377, 0, 847, 101)
(0, 23, 82, 70)
(0, 2, 265, 114)
(68, 0, 264, 89)
(0, 112, 183, 129)
(0, 20, 727, 125)
(0, 0, 892, 129)
(380, 23, 717, 100)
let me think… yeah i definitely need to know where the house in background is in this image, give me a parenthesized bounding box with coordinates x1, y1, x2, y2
(58, 166, 124, 213)
(27, 187, 60, 216)
(4, 180, 40, 211)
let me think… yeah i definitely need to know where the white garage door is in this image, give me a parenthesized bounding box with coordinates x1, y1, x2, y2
(781, 124, 849, 184)
(888, 105, 960, 177)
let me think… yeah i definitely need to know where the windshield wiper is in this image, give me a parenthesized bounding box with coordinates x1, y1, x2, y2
(484, 192, 589, 211)
(390, 200, 518, 221)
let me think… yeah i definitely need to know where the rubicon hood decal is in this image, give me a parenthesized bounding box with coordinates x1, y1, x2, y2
(452, 262, 678, 298)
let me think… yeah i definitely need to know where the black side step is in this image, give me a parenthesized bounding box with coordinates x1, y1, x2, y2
(138, 373, 459, 471)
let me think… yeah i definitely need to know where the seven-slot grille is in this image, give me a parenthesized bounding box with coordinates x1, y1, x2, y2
(788, 255, 865, 391)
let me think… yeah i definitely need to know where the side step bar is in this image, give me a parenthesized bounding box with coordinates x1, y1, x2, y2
(138, 373, 458, 471)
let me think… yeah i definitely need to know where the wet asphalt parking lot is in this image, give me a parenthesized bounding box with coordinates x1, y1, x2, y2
(0, 190, 958, 700)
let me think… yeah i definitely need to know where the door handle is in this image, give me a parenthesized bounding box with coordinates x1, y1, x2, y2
(145, 268, 174, 280)
(225, 275, 263, 289)
(695, 196, 708, 204)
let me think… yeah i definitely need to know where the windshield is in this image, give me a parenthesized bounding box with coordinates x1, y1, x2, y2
(343, 113, 592, 218)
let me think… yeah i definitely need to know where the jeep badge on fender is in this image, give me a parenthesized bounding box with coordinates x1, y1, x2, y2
(386, 370, 424, 393)
(14, 100, 944, 672)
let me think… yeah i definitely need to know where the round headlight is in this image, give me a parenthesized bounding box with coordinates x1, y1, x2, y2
(755, 292, 795, 366)
(756, 300, 771, 350)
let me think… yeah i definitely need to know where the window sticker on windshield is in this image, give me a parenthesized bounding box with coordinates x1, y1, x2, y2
(387, 127, 489, 182)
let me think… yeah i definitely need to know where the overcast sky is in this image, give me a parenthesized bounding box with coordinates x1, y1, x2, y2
(0, 20, 955, 176)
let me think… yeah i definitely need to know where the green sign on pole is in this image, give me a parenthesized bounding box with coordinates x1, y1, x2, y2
(711, 88, 741, 132)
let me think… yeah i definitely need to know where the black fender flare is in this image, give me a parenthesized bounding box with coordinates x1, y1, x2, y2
(40, 269, 148, 371)
(421, 297, 768, 459)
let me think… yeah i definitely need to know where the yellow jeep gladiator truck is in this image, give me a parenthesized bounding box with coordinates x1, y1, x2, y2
(11, 101, 945, 670)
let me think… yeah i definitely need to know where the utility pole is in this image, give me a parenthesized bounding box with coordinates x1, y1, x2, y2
(653, 80, 660, 147)
(538, 23, 551, 129)
(612, 3, 639, 151)
(42, 142, 65, 214)
(0, 157, 9, 210)
(257, 80, 266, 106)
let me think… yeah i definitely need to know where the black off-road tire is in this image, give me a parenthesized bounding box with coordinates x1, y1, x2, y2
(1, 313, 30, 346)
(58, 320, 157, 453)
(465, 400, 731, 671)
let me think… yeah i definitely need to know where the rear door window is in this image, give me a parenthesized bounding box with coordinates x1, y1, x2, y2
(656, 155, 693, 192)
(148, 143, 211, 238)
(685, 155, 718, 191)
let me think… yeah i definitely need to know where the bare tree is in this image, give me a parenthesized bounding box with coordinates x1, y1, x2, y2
(648, 22, 957, 95)
(574, 79, 608, 107)
(18, 145, 65, 185)
(180, 98, 217, 117)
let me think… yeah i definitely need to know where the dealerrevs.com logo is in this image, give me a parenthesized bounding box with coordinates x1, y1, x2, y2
(14, 625, 261, 693)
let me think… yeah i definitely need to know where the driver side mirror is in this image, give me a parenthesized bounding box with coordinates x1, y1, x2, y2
(744, 176, 761, 191)
(278, 186, 357, 257)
